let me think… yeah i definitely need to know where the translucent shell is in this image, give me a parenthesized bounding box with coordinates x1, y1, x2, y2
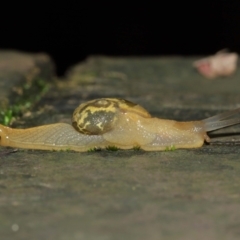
(72, 98, 151, 135)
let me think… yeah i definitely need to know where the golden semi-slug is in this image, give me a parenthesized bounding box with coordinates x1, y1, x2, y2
(0, 98, 240, 152)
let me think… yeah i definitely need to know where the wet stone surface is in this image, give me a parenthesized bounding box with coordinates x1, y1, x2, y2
(1, 54, 240, 240)
(0, 50, 55, 126)
(0, 50, 54, 107)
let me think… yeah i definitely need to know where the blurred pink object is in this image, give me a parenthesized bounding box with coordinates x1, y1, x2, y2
(193, 50, 238, 79)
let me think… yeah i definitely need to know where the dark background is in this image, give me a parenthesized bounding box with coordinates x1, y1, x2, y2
(1, 1, 240, 75)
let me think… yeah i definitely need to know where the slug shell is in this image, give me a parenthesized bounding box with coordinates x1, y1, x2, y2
(72, 98, 151, 135)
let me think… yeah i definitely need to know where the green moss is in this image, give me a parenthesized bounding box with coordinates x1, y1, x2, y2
(0, 109, 13, 126)
(105, 145, 120, 151)
(87, 147, 102, 152)
(0, 78, 50, 126)
(132, 145, 141, 151)
(59, 148, 73, 152)
(164, 145, 176, 151)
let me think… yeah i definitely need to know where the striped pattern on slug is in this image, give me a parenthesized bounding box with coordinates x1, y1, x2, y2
(72, 98, 151, 135)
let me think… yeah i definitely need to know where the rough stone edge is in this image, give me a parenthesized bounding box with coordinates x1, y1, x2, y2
(0, 50, 55, 125)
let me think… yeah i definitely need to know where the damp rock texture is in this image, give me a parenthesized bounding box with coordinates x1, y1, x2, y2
(1, 53, 240, 240)
(0, 50, 54, 112)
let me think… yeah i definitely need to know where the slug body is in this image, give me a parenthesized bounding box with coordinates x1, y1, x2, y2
(0, 98, 240, 152)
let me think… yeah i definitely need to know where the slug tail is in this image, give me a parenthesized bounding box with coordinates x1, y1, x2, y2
(202, 108, 240, 132)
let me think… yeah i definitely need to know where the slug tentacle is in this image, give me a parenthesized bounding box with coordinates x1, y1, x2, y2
(202, 108, 240, 132)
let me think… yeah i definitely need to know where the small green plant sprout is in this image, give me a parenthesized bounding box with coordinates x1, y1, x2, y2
(0, 109, 13, 126)
(164, 145, 176, 151)
(132, 145, 141, 151)
(105, 145, 120, 151)
(87, 147, 102, 152)
(59, 147, 72, 152)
